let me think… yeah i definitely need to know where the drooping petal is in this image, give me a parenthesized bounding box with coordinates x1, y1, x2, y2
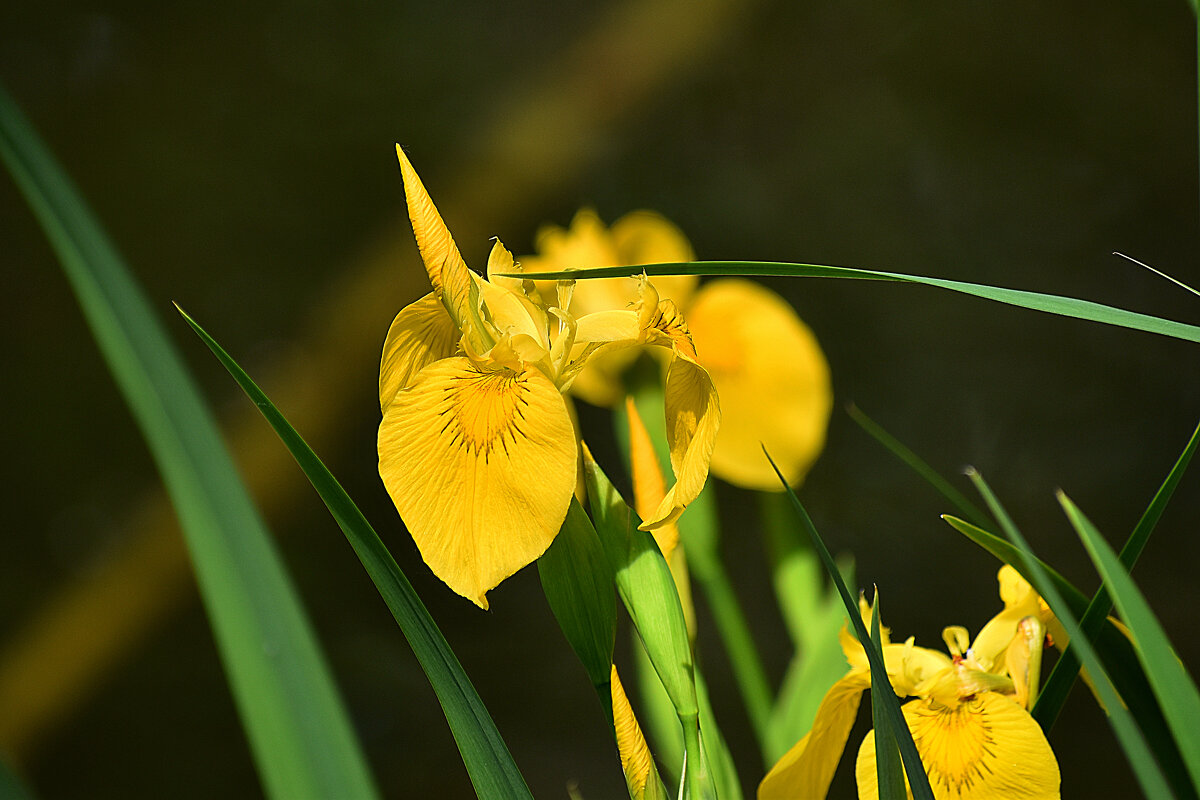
(635, 300, 720, 530)
(395, 146, 481, 341)
(641, 348, 719, 530)
(685, 278, 832, 490)
(758, 669, 871, 800)
(379, 292, 461, 413)
(378, 357, 577, 608)
(856, 692, 1061, 800)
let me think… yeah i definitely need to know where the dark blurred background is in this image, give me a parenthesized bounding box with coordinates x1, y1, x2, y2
(2, 0, 1198, 797)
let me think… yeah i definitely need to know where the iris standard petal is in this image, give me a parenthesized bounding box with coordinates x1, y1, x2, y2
(856, 692, 1060, 800)
(686, 278, 832, 490)
(758, 670, 872, 800)
(378, 357, 577, 608)
(395, 146, 480, 339)
(379, 291, 461, 413)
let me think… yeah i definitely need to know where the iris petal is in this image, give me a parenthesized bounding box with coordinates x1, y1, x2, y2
(396, 145, 481, 341)
(856, 692, 1060, 800)
(378, 357, 577, 608)
(379, 291, 460, 413)
(758, 670, 872, 800)
(686, 278, 832, 490)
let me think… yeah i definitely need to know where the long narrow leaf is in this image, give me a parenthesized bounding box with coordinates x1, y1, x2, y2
(1036, 421, 1200, 726)
(1059, 493, 1200, 794)
(0, 83, 378, 800)
(765, 451, 935, 800)
(869, 593, 906, 800)
(966, 470, 1176, 800)
(511, 262, 1200, 344)
(177, 308, 534, 800)
(846, 404, 991, 530)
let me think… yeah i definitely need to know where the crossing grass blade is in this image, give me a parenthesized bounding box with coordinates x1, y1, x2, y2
(177, 308, 534, 800)
(509, 261, 1200, 344)
(0, 83, 378, 800)
(1059, 493, 1200, 795)
(1036, 421, 1200, 728)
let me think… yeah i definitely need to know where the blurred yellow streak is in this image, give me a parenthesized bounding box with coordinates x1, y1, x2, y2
(0, 0, 756, 762)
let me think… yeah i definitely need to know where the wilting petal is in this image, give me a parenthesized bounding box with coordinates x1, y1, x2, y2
(379, 292, 461, 413)
(686, 278, 832, 490)
(642, 349, 719, 530)
(396, 146, 481, 341)
(759, 670, 871, 800)
(378, 357, 577, 608)
(856, 692, 1060, 800)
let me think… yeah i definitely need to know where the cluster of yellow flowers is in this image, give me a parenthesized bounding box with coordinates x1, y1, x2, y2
(377, 147, 1061, 799)
(760, 567, 1061, 800)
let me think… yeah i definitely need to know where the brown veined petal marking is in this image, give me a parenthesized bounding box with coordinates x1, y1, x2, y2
(378, 357, 577, 609)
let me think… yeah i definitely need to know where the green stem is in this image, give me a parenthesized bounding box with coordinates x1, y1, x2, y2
(680, 712, 717, 800)
(678, 487, 774, 753)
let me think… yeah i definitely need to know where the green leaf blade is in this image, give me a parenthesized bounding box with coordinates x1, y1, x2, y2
(1036, 421, 1200, 727)
(764, 450, 934, 800)
(0, 83, 377, 800)
(1059, 493, 1200, 795)
(869, 593, 907, 800)
(537, 499, 618, 704)
(508, 261, 1200, 344)
(966, 470, 1176, 800)
(177, 308, 534, 800)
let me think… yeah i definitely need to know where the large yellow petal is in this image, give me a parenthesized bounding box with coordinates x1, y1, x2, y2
(378, 357, 577, 608)
(686, 278, 832, 490)
(758, 669, 871, 800)
(379, 292, 461, 413)
(395, 146, 480, 340)
(856, 692, 1060, 800)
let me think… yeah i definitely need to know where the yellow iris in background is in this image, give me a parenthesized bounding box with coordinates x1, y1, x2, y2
(378, 148, 719, 609)
(520, 209, 832, 490)
(758, 566, 1060, 800)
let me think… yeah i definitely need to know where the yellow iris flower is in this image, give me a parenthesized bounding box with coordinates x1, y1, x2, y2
(378, 148, 720, 609)
(520, 209, 832, 490)
(759, 566, 1061, 800)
